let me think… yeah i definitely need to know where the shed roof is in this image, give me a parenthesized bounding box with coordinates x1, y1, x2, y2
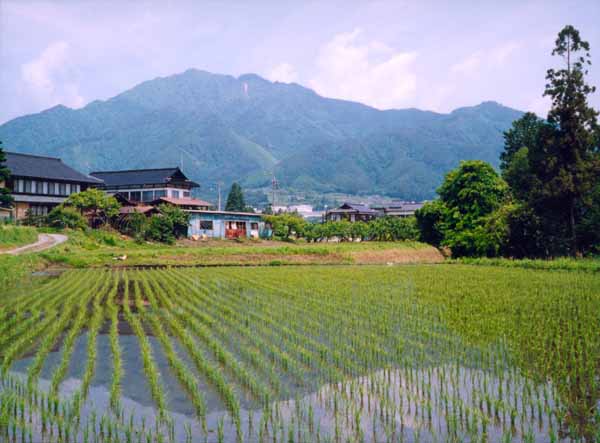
(330, 202, 378, 214)
(5, 152, 103, 184)
(90, 167, 199, 188)
(154, 196, 212, 207)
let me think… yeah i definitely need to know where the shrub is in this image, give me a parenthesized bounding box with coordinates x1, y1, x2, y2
(47, 206, 87, 230)
(158, 204, 190, 239)
(145, 215, 175, 244)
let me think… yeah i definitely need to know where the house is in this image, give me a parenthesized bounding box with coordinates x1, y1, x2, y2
(90, 167, 200, 203)
(372, 201, 424, 218)
(324, 203, 379, 222)
(188, 210, 267, 239)
(2, 152, 103, 219)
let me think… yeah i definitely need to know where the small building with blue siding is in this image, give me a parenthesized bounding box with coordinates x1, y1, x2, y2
(188, 210, 269, 239)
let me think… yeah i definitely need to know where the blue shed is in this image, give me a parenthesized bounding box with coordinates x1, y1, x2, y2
(188, 210, 269, 239)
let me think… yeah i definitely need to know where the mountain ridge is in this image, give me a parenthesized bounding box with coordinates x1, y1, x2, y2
(0, 69, 522, 202)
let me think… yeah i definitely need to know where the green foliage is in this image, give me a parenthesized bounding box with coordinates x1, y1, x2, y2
(498, 26, 600, 257)
(430, 160, 508, 257)
(64, 188, 120, 225)
(368, 216, 419, 241)
(120, 212, 148, 242)
(500, 113, 544, 171)
(145, 215, 175, 244)
(0, 225, 37, 248)
(262, 213, 307, 241)
(47, 206, 87, 230)
(0, 140, 13, 209)
(415, 201, 446, 247)
(225, 182, 247, 212)
(158, 204, 190, 239)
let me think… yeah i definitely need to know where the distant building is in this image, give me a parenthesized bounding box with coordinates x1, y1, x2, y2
(272, 204, 324, 219)
(188, 210, 267, 239)
(90, 167, 200, 203)
(324, 203, 379, 222)
(372, 201, 424, 218)
(2, 152, 102, 219)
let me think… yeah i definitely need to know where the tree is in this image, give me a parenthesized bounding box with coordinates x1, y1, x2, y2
(500, 113, 544, 171)
(158, 204, 190, 239)
(225, 182, 247, 212)
(415, 201, 446, 247)
(0, 141, 13, 209)
(65, 188, 120, 226)
(262, 213, 307, 241)
(531, 25, 600, 255)
(436, 160, 508, 257)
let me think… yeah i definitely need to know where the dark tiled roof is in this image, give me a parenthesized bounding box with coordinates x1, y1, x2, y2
(90, 167, 199, 188)
(334, 202, 378, 214)
(5, 152, 103, 184)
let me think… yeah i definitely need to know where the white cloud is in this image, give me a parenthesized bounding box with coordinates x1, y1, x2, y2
(309, 29, 417, 110)
(451, 41, 521, 76)
(21, 41, 85, 109)
(267, 63, 298, 83)
(450, 52, 483, 75)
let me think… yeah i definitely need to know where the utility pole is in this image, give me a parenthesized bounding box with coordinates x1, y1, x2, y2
(216, 182, 223, 211)
(271, 175, 279, 210)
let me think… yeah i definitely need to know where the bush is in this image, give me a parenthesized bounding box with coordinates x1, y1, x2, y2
(120, 212, 149, 242)
(158, 204, 190, 239)
(262, 213, 307, 241)
(145, 215, 175, 244)
(415, 201, 445, 246)
(369, 216, 420, 241)
(47, 206, 87, 230)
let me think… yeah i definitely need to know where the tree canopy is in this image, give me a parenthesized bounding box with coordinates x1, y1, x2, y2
(0, 141, 13, 208)
(225, 182, 247, 212)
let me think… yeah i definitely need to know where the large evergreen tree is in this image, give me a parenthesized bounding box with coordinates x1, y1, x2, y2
(0, 140, 14, 208)
(225, 182, 247, 212)
(530, 25, 600, 255)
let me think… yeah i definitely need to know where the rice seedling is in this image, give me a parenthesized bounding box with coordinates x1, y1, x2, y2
(0, 264, 598, 442)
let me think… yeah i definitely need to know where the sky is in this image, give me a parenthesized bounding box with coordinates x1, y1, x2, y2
(1, 0, 599, 124)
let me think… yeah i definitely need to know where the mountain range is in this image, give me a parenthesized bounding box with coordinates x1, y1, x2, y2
(0, 69, 522, 202)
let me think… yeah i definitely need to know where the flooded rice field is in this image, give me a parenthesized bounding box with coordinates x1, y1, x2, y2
(1, 265, 599, 442)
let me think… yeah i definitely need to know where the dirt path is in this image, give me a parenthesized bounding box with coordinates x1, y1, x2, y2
(1, 233, 68, 255)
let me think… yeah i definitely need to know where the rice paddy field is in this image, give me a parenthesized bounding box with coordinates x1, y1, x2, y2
(0, 264, 599, 442)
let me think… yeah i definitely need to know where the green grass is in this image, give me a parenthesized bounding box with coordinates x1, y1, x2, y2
(0, 225, 37, 250)
(452, 256, 600, 272)
(37, 229, 434, 267)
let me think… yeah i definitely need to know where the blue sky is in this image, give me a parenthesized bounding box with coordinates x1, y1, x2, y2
(1, 0, 599, 123)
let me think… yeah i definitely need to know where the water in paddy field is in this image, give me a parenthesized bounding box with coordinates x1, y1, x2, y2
(5, 334, 570, 442)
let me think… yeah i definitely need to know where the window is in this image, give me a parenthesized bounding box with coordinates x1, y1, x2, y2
(183, 191, 190, 198)
(200, 220, 214, 230)
(154, 189, 166, 198)
(142, 191, 154, 202)
(42, 182, 48, 195)
(17, 179, 24, 193)
(130, 191, 141, 202)
(171, 190, 180, 198)
(24, 180, 32, 193)
(251, 222, 259, 230)
(59, 183, 67, 196)
(66, 184, 72, 195)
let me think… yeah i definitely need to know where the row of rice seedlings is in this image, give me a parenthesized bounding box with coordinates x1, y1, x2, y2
(26, 272, 104, 392)
(0, 270, 91, 351)
(184, 270, 347, 382)
(1, 270, 94, 376)
(122, 274, 169, 422)
(146, 270, 273, 405)
(106, 270, 122, 412)
(0, 269, 73, 321)
(227, 272, 395, 372)
(70, 271, 112, 419)
(126, 271, 243, 437)
(163, 268, 306, 387)
(134, 270, 208, 433)
(48, 271, 112, 402)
